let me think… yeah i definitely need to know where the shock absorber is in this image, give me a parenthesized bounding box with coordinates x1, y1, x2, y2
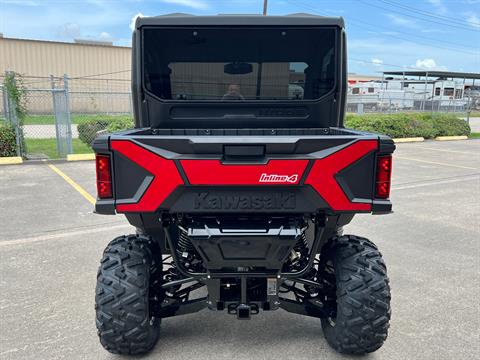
(294, 230, 309, 254)
(294, 226, 320, 296)
(176, 225, 202, 271)
(177, 226, 195, 256)
(287, 226, 309, 270)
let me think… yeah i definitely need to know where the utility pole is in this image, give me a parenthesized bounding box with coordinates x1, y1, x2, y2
(263, 0, 268, 15)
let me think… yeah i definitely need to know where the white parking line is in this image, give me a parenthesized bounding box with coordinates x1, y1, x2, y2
(414, 146, 473, 155)
(0, 224, 131, 248)
(392, 175, 479, 190)
(395, 156, 478, 170)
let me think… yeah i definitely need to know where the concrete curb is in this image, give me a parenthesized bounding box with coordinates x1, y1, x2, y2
(393, 137, 424, 143)
(435, 136, 469, 141)
(66, 153, 95, 161)
(0, 156, 23, 165)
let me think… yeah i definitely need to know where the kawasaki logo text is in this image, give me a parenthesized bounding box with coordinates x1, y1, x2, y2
(194, 192, 295, 210)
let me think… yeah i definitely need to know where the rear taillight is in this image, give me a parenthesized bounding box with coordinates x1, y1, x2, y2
(96, 154, 112, 199)
(375, 155, 392, 199)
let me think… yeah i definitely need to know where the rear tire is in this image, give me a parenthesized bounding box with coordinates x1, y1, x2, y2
(319, 235, 391, 355)
(95, 234, 161, 355)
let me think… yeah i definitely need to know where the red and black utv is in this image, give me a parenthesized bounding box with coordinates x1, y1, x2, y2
(94, 14, 394, 356)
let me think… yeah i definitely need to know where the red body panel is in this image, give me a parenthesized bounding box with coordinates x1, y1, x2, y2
(111, 140, 184, 212)
(181, 159, 309, 185)
(305, 140, 378, 211)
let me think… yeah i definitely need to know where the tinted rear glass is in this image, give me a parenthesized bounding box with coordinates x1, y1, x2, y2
(143, 27, 336, 101)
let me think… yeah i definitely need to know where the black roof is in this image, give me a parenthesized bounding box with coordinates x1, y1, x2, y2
(383, 70, 480, 80)
(135, 13, 344, 28)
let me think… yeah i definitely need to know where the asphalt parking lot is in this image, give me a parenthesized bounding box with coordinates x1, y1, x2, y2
(0, 140, 479, 360)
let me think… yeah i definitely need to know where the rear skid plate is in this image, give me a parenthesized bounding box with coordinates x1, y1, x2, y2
(187, 218, 302, 270)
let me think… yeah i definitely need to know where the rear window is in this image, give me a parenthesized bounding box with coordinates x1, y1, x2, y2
(143, 27, 337, 101)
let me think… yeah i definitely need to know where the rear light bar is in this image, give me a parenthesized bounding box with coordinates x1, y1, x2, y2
(96, 154, 112, 199)
(375, 155, 392, 199)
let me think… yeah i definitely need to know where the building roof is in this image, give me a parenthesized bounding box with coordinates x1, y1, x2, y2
(74, 39, 113, 46)
(0, 36, 130, 49)
(348, 73, 383, 81)
(383, 70, 480, 80)
(136, 13, 344, 28)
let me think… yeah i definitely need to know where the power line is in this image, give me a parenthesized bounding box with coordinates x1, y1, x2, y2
(378, 0, 479, 27)
(345, 18, 473, 52)
(357, 0, 479, 32)
(346, 23, 476, 55)
(288, 0, 478, 55)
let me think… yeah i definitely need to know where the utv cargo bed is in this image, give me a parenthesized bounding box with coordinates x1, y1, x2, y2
(93, 128, 394, 216)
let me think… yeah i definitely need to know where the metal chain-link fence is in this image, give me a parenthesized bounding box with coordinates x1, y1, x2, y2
(7, 75, 74, 159)
(0, 85, 6, 122)
(1, 72, 478, 160)
(2, 76, 25, 157)
(2, 73, 134, 159)
(346, 82, 479, 115)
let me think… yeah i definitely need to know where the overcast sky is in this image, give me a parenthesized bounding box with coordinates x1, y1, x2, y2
(0, 0, 479, 75)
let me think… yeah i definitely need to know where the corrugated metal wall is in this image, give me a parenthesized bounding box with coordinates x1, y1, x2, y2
(0, 37, 132, 114)
(0, 37, 131, 80)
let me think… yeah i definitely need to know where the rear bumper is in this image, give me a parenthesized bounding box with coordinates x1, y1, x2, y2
(95, 191, 392, 215)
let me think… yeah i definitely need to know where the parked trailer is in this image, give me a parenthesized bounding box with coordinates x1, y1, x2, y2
(348, 78, 470, 112)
